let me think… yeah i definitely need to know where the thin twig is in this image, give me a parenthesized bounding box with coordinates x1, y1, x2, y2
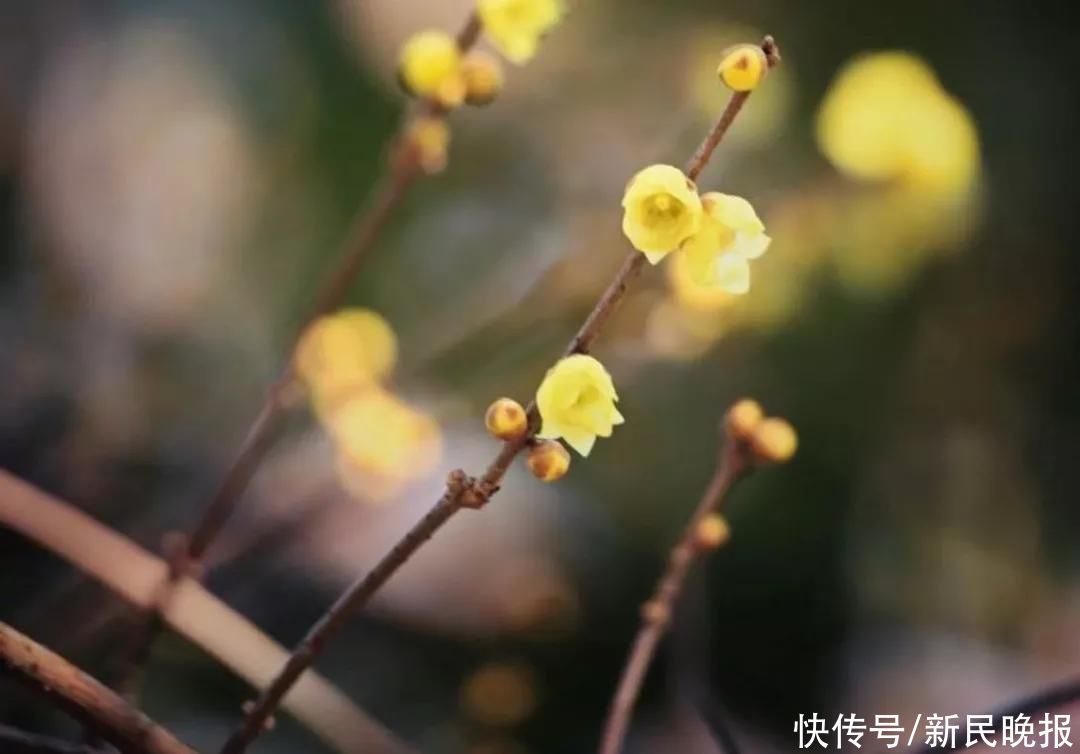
(112, 13, 483, 703)
(597, 426, 753, 754)
(219, 36, 782, 754)
(0, 725, 100, 754)
(0, 624, 196, 754)
(913, 678, 1080, 754)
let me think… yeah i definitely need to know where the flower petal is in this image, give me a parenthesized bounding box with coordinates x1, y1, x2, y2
(713, 253, 751, 294)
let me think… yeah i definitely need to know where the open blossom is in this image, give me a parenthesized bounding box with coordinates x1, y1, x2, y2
(478, 0, 565, 64)
(294, 309, 397, 398)
(621, 164, 703, 263)
(398, 30, 465, 107)
(536, 354, 624, 457)
(680, 192, 770, 294)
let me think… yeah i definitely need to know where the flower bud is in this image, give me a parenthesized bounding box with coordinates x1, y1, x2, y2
(485, 397, 528, 441)
(693, 514, 731, 550)
(526, 440, 570, 482)
(398, 30, 463, 102)
(750, 417, 798, 463)
(726, 398, 764, 441)
(405, 116, 451, 174)
(462, 51, 505, 106)
(717, 43, 768, 92)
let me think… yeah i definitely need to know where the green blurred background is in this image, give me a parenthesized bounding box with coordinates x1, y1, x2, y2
(2, 1, 1079, 752)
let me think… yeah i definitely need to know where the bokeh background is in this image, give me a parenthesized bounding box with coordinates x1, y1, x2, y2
(2, 0, 1079, 752)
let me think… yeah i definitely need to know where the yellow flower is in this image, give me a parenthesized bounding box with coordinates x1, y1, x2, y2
(536, 354, 623, 457)
(817, 51, 979, 196)
(326, 387, 442, 479)
(621, 164, 703, 263)
(478, 0, 564, 64)
(717, 43, 768, 92)
(680, 192, 770, 293)
(399, 30, 465, 106)
(295, 309, 397, 398)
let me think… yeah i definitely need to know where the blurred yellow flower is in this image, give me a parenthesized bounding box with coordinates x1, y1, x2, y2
(681, 192, 770, 294)
(817, 51, 979, 196)
(621, 164, 703, 263)
(398, 30, 465, 107)
(478, 0, 564, 64)
(326, 387, 442, 481)
(536, 354, 623, 457)
(295, 309, 397, 399)
(717, 43, 767, 92)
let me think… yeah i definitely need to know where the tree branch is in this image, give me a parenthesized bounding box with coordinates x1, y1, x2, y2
(597, 422, 754, 754)
(219, 35, 783, 754)
(0, 469, 414, 754)
(0, 624, 196, 754)
(114, 11, 484, 704)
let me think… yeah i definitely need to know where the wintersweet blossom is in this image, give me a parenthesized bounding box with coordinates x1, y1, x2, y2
(680, 192, 770, 294)
(399, 30, 465, 107)
(536, 354, 623, 457)
(478, 0, 565, 64)
(327, 388, 442, 480)
(621, 164, 703, 263)
(816, 52, 979, 195)
(294, 309, 397, 398)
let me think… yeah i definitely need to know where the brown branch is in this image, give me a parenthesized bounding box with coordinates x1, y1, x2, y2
(0, 469, 414, 754)
(0, 623, 196, 754)
(112, 12, 484, 704)
(0, 725, 100, 754)
(597, 424, 753, 754)
(219, 35, 783, 754)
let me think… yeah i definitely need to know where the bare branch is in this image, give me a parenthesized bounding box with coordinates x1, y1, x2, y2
(0, 623, 196, 754)
(597, 424, 753, 754)
(0, 469, 414, 754)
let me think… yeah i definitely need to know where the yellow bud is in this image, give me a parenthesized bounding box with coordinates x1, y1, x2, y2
(726, 399, 764, 441)
(405, 116, 451, 174)
(485, 397, 528, 441)
(434, 74, 467, 109)
(694, 514, 731, 550)
(717, 43, 768, 92)
(461, 51, 505, 106)
(398, 30, 462, 101)
(751, 417, 798, 463)
(526, 440, 570, 482)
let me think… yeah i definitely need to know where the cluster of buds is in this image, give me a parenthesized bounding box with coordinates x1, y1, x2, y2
(483, 352, 627, 483)
(726, 398, 798, 464)
(397, 0, 565, 172)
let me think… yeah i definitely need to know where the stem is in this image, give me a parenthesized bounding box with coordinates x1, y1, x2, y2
(112, 12, 482, 704)
(913, 678, 1080, 754)
(597, 436, 752, 754)
(0, 725, 100, 754)
(219, 36, 782, 754)
(0, 624, 196, 754)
